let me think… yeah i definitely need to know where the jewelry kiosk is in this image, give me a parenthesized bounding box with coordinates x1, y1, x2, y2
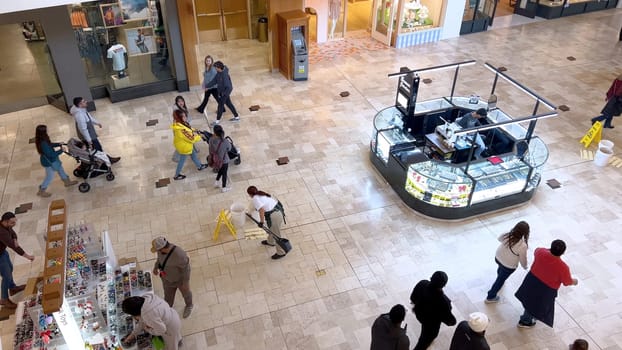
(370, 61, 557, 219)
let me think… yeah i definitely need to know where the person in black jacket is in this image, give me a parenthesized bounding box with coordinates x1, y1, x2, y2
(370, 304, 410, 350)
(208, 61, 240, 126)
(449, 312, 490, 350)
(410, 271, 457, 350)
(591, 95, 622, 129)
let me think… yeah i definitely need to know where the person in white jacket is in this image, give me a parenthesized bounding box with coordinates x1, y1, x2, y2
(485, 221, 529, 303)
(122, 293, 182, 350)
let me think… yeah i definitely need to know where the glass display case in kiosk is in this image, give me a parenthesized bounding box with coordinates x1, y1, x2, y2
(276, 10, 309, 80)
(291, 28, 308, 81)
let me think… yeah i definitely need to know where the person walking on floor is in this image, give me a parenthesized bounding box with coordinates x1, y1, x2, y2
(0, 212, 35, 309)
(515, 239, 578, 328)
(591, 75, 622, 129)
(196, 55, 222, 115)
(485, 221, 530, 303)
(71, 97, 121, 163)
(410, 271, 457, 350)
(208, 61, 239, 126)
(170, 109, 208, 180)
(34, 125, 78, 197)
(247, 185, 289, 260)
(171, 96, 198, 162)
(151, 237, 193, 318)
(370, 304, 410, 350)
(209, 124, 232, 192)
(121, 293, 182, 350)
(449, 312, 490, 350)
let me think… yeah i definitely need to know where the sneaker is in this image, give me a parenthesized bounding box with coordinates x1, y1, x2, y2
(221, 187, 231, 193)
(484, 296, 500, 304)
(0, 299, 17, 308)
(210, 120, 220, 127)
(109, 157, 121, 164)
(213, 181, 220, 188)
(173, 174, 186, 180)
(182, 305, 193, 319)
(197, 164, 208, 171)
(9, 284, 26, 296)
(37, 188, 52, 197)
(261, 240, 275, 247)
(517, 320, 536, 329)
(271, 253, 286, 260)
(229, 116, 240, 122)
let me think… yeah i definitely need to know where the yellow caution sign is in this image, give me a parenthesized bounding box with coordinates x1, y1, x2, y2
(212, 209, 237, 241)
(580, 121, 602, 148)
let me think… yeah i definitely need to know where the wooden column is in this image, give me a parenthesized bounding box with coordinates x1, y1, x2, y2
(176, 0, 200, 86)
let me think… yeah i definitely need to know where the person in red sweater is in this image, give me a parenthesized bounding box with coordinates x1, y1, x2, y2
(0, 212, 35, 308)
(514, 239, 578, 328)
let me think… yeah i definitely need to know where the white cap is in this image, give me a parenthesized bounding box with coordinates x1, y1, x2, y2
(468, 312, 489, 333)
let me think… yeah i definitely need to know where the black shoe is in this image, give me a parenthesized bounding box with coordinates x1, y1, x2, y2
(517, 320, 536, 328)
(591, 119, 597, 125)
(261, 240, 275, 247)
(604, 125, 615, 129)
(198, 164, 208, 171)
(271, 253, 286, 260)
(173, 174, 186, 180)
(110, 157, 121, 164)
(196, 107, 204, 113)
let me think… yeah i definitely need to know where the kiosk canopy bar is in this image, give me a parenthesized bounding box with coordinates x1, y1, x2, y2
(387, 60, 477, 77)
(453, 111, 558, 136)
(483, 62, 556, 111)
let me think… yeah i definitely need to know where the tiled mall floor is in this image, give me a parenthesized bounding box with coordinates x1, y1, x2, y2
(2, 9, 622, 350)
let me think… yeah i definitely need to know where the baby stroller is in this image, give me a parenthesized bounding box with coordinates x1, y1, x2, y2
(198, 130, 241, 167)
(65, 138, 115, 193)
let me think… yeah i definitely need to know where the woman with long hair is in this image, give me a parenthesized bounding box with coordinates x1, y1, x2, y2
(195, 55, 221, 114)
(247, 186, 289, 260)
(485, 221, 530, 303)
(34, 125, 78, 197)
(208, 124, 231, 191)
(170, 110, 207, 180)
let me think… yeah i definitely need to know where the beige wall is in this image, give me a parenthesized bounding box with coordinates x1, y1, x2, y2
(177, 0, 199, 86)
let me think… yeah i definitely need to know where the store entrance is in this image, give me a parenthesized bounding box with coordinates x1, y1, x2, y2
(0, 23, 64, 115)
(194, 0, 250, 42)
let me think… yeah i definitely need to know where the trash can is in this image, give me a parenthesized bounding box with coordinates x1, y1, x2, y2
(594, 139, 614, 166)
(230, 203, 246, 227)
(258, 17, 268, 43)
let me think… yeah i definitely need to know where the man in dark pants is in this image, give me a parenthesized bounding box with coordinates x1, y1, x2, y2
(70, 97, 121, 163)
(0, 212, 35, 309)
(410, 271, 457, 350)
(208, 61, 240, 126)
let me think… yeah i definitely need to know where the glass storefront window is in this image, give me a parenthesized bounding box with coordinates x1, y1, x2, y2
(398, 0, 443, 33)
(68, 0, 174, 90)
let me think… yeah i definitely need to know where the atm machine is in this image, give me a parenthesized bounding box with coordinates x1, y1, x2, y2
(291, 27, 308, 81)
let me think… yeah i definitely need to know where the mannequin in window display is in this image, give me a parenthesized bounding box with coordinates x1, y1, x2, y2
(328, 0, 341, 39)
(107, 41, 128, 78)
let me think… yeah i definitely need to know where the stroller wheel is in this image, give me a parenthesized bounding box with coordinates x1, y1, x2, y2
(78, 183, 91, 193)
(234, 158, 241, 165)
(73, 169, 82, 178)
(106, 173, 115, 181)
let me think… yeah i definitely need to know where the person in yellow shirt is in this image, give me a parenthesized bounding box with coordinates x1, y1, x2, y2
(170, 110, 207, 180)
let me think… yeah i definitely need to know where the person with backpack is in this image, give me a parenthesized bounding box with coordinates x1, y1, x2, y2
(247, 185, 289, 260)
(208, 124, 232, 192)
(370, 304, 410, 350)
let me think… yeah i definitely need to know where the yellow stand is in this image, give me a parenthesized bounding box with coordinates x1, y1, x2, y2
(212, 209, 237, 241)
(580, 121, 602, 148)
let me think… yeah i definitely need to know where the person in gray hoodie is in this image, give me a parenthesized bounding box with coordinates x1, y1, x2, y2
(122, 293, 182, 350)
(370, 304, 410, 350)
(207, 61, 239, 126)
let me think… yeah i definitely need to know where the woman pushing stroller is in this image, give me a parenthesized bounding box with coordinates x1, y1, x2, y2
(171, 110, 208, 180)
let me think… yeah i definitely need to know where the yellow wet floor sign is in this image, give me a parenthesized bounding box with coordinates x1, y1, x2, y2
(212, 209, 237, 241)
(580, 121, 602, 148)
